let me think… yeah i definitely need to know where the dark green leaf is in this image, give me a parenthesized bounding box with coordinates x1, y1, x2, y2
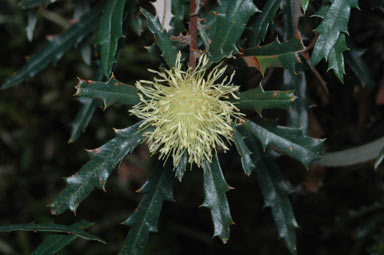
(0, 222, 104, 244)
(26, 8, 38, 41)
(31, 220, 93, 255)
(245, 120, 324, 168)
(327, 34, 348, 82)
(74, 76, 139, 110)
(171, 0, 188, 35)
(202, 154, 233, 242)
(175, 151, 188, 182)
(248, 0, 281, 47)
(141, 8, 178, 68)
(368, 0, 384, 10)
(345, 46, 375, 88)
(208, 0, 258, 63)
(301, 0, 309, 12)
(1, 1, 107, 90)
(50, 122, 146, 215)
(127, 0, 144, 36)
(119, 160, 174, 255)
(233, 126, 255, 175)
(21, 0, 58, 9)
(98, 0, 126, 77)
(375, 147, 384, 170)
(237, 85, 296, 115)
(69, 97, 98, 143)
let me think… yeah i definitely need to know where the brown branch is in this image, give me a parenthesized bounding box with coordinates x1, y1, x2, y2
(189, 0, 198, 70)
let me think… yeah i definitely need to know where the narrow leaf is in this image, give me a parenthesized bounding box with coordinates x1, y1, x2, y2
(127, 0, 144, 36)
(301, 0, 309, 12)
(1, 1, 107, 90)
(50, 122, 146, 215)
(375, 147, 384, 170)
(233, 126, 255, 175)
(119, 160, 174, 255)
(69, 97, 98, 143)
(208, 0, 259, 63)
(175, 151, 188, 181)
(26, 8, 38, 41)
(327, 34, 348, 82)
(141, 8, 178, 68)
(31, 220, 93, 255)
(74, 76, 139, 110)
(171, 0, 188, 35)
(345, 47, 375, 88)
(0, 222, 104, 244)
(98, 0, 126, 77)
(202, 154, 233, 242)
(245, 120, 324, 168)
(237, 85, 296, 115)
(21, 0, 58, 9)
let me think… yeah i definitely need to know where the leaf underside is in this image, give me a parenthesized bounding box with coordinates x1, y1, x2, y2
(69, 97, 98, 143)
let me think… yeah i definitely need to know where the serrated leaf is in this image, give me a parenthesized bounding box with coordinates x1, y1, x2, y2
(26, 8, 38, 41)
(239, 126, 298, 255)
(119, 160, 174, 255)
(375, 147, 384, 170)
(248, 0, 281, 47)
(202, 154, 233, 242)
(237, 85, 296, 115)
(151, 0, 174, 32)
(175, 151, 188, 181)
(245, 120, 324, 168)
(327, 34, 348, 82)
(50, 122, 146, 215)
(31, 220, 93, 255)
(208, 0, 258, 63)
(345, 46, 375, 88)
(0, 222, 104, 244)
(20, 0, 58, 9)
(74, 76, 139, 110)
(97, 0, 126, 77)
(141, 8, 177, 68)
(311, 0, 358, 67)
(243, 37, 304, 75)
(127, 0, 144, 36)
(233, 126, 255, 175)
(69, 97, 98, 143)
(1, 1, 107, 90)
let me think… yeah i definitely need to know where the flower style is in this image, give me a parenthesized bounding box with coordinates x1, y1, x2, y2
(130, 53, 244, 168)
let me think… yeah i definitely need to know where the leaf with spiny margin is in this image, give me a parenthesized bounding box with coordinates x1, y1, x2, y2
(175, 151, 188, 182)
(208, 0, 258, 63)
(50, 122, 146, 215)
(74, 76, 139, 110)
(245, 120, 324, 168)
(374, 147, 384, 170)
(21, 0, 58, 9)
(31, 220, 93, 255)
(0, 222, 104, 244)
(119, 160, 174, 255)
(243, 37, 304, 75)
(69, 97, 98, 143)
(327, 34, 348, 82)
(141, 8, 177, 68)
(233, 126, 255, 175)
(311, 0, 358, 67)
(345, 46, 375, 88)
(1, 1, 107, 90)
(200, 0, 230, 43)
(247, 0, 281, 47)
(97, 0, 126, 77)
(237, 85, 296, 115)
(171, 0, 188, 35)
(127, 0, 144, 36)
(240, 126, 298, 255)
(202, 154, 233, 242)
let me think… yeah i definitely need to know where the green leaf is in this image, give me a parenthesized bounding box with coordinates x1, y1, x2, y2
(0, 222, 104, 244)
(208, 0, 259, 63)
(311, 0, 358, 67)
(127, 0, 144, 36)
(141, 8, 178, 68)
(26, 8, 38, 41)
(239, 126, 298, 254)
(202, 154, 233, 242)
(119, 160, 174, 255)
(175, 151, 188, 182)
(301, 0, 309, 12)
(171, 0, 188, 35)
(369, 0, 384, 10)
(74, 76, 139, 110)
(248, 0, 281, 47)
(97, 0, 126, 77)
(20, 0, 58, 9)
(1, 1, 107, 90)
(245, 120, 324, 168)
(50, 122, 146, 215)
(237, 85, 296, 115)
(374, 147, 384, 170)
(69, 97, 98, 143)
(243, 37, 304, 75)
(233, 126, 255, 175)
(31, 220, 93, 255)
(327, 34, 348, 82)
(345, 46, 375, 88)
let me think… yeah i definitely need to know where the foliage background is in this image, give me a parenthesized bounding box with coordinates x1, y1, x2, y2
(0, 0, 384, 254)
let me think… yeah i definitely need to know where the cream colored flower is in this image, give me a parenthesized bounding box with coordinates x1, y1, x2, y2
(130, 53, 243, 168)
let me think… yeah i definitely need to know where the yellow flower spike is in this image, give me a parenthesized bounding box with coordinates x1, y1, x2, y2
(130, 52, 244, 168)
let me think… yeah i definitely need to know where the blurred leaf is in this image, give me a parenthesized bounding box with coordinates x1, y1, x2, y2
(375, 147, 384, 170)
(31, 220, 93, 255)
(233, 126, 255, 175)
(119, 160, 174, 255)
(208, 0, 258, 63)
(69, 97, 98, 143)
(248, 0, 281, 47)
(50, 121, 146, 215)
(345, 47, 375, 88)
(98, 0, 126, 77)
(301, 0, 309, 12)
(25, 8, 37, 42)
(1, 1, 107, 90)
(74, 76, 139, 109)
(175, 151, 188, 182)
(0, 222, 104, 244)
(202, 154, 233, 243)
(237, 85, 296, 115)
(21, 0, 58, 9)
(171, 0, 188, 35)
(141, 8, 177, 68)
(127, 0, 144, 35)
(327, 34, 348, 82)
(245, 120, 324, 168)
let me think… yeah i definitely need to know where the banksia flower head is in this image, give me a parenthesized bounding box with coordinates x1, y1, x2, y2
(130, 52, 243, 168)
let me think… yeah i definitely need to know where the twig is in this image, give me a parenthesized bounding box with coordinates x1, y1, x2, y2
(189, 0, 199, 70)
